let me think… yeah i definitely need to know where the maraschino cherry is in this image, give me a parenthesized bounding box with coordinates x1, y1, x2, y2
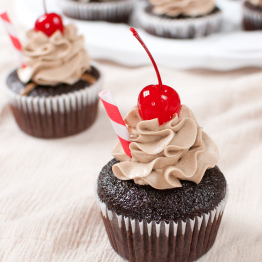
(34, 0, 64, 37)
(130, 28, 181, 126)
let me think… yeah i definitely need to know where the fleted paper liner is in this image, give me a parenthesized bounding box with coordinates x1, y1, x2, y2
(96, 192, 227, 262)
(137, 6, 222, 39)
(243, 2, 262, 30)
(59, 0, 134, 23)
(4, 62, 103, 138)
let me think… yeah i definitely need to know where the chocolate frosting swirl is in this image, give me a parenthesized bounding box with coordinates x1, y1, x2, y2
(249, 0, 262, 7)
(17, 24, 90, 86)
(149, 0, 216, 17)
(112, 105, 219, 189)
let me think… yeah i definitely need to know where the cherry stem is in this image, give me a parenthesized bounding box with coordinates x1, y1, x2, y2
(130, 28, 163, 90)
(43, 0, 47, 14)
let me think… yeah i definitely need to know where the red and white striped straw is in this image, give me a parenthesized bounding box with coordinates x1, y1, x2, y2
(99, 90, 132, 158)
(0, 12, 26, 68)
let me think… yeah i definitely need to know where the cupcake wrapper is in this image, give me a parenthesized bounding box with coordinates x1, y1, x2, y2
(137, 6, 222, 39)
(243, 3, 262, 30)
(4, 63, 103, 138)
(59, 0, 134, 23)
(96, 193, 227, 262)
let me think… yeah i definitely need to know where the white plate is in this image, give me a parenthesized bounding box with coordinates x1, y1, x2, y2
(14, 0, 262, 70)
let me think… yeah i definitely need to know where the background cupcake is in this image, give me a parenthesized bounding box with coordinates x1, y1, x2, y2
(59, 0, 134, 23)
(5, 13, 103, 138)
(243, 0, 262, 30)
(137, 0, 222, 38)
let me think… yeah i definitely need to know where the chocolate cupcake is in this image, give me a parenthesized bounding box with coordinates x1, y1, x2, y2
(59, 0, 134, 23)
(96, 29, 227, 261)
(243, 0, 262, 30)
(96, 105, 227, 262)
(137, 0, 222, 38)
(5, 21, 103, 138)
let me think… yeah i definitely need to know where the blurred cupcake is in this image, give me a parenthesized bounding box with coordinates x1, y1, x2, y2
(243, 0, 262, 30)
(97, 105, 227, 262)
(59, 0, 134, 23)
(137, 0, 222, 38)
(5, 15, 103, 139)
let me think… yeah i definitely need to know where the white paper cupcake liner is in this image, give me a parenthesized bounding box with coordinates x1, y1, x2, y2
(4, 62, 103, 138)
(96, 191, 227, 262)
(243, 2, 262, 30)
(137, 5, 222, 39)
(59, 0, 134, 22)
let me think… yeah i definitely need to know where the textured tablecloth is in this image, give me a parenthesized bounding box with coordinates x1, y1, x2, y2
(0, 1, 262, 261)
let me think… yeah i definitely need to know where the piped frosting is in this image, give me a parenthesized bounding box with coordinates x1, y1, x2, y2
(112, 105, 219, 189)
(149, 0, 216, 17)
(17, 24, 90, 86)
(249, 0, 262, 7)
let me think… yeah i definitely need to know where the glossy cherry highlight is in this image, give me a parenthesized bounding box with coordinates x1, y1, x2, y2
(34, 0, 64, 37)
(130, 28, 181, 125)
(35, 13, 64, 37)
(138, 85, 181, 126)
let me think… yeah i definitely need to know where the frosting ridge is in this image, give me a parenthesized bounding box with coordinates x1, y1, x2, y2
(112, 105, 219, 189)
(17, 24, 90, 86)
(149, 0, 216, 17)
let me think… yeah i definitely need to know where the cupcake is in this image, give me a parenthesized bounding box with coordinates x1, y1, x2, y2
(5, 13, 103, 138)
(243, 0, 262, 30)
(59, 0, 134, 23)
(96, 28, 227, 261)
(137, 0, 222, 38)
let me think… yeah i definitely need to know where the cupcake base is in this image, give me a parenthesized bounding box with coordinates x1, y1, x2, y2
(97, 195, 226, 262)
(59, 0, 134, 23)
(5, 62, 103, 139)
(9, 99, 99, 138)
(137, 5, 222, 39)
(243, 1, 262, 30)
(96, 159, 227, 262)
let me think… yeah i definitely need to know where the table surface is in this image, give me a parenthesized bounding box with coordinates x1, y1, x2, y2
(0, 0, 262, 261)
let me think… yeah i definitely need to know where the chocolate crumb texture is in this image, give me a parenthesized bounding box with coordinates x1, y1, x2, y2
(97, 158, 227, 223)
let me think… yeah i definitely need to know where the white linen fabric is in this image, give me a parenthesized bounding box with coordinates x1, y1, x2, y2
(0, 1, 262, 261)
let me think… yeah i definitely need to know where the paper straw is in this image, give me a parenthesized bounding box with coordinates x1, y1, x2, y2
(0, 12, 26, 68)
(99, 90, 132, 158)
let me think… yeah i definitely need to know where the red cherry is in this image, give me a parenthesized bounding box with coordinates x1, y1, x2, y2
(138, 85, 181, 125)
(35, 13, 64, 37)
(130, 28, 181, 125)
